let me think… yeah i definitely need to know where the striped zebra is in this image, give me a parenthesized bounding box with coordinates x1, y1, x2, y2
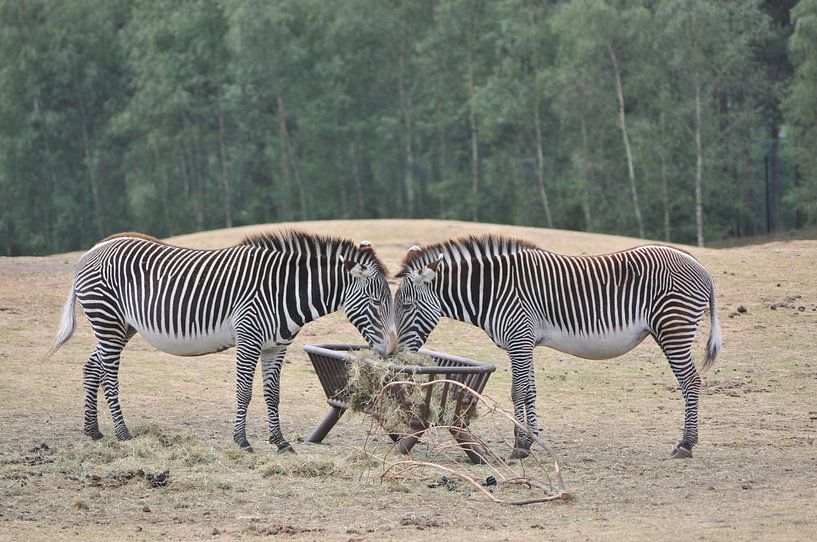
(394, 236, 722, 459)
(47, 231, 396, 452)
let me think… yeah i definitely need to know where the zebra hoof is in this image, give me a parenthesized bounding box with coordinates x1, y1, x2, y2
(670, 445, 693, 459)
(85, 428, 104, 440)
(509, 446, 531, 460)
(276, 442, 296, 454)
(235, 438, 254, 453)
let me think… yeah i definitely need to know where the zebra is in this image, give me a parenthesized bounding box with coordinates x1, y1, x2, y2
(394, 235, 722, 459)
(47, 230, 396, 452)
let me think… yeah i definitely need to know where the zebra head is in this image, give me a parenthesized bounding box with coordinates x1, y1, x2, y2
(340, 242, 398, 357)
(394, 247, 444, 353)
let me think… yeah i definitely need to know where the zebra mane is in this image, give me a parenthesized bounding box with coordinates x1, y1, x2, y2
(100, 232, 167, 245)
(240, 230, 388, 274)
(397, 235, 540, 277)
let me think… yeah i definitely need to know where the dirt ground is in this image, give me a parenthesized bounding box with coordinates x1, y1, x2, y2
(1, 219, 815, 541)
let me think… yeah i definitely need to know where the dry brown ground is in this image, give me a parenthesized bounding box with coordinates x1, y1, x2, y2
(1, 219, 815, 541)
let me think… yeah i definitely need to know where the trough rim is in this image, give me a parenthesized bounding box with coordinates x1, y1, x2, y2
(303, 343, 497, 375)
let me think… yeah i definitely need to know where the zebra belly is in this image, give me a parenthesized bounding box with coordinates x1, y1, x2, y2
(135, 322, 236, 357)
(538, 321, 650, 360)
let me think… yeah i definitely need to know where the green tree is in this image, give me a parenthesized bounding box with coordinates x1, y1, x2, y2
(658, 0, 769, 246)
(117, 0, 232, 236)
(784, 0, 817, 223)
(551, 0, 649, 238)
(0, 0, 129, 254)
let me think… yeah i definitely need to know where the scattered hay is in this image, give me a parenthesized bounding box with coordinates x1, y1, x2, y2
(262, 458, 336, 479)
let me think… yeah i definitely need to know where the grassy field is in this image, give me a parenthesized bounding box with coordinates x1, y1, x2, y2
(1, 219, 815, 541)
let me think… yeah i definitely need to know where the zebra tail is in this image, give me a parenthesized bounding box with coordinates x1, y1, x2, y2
(700, 282, 722, 374)
(46, 285, 77, 359)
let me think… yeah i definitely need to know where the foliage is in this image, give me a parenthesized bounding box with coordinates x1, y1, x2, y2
(0, 0, 808, 255)
(784, 0, 817, 223)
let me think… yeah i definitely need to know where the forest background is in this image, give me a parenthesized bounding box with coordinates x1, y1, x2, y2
(1, 0, 815, 256)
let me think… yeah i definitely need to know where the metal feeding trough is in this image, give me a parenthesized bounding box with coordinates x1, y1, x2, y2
(303, 344, 496, 463)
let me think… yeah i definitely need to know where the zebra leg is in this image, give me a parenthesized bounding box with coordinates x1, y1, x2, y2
(654, 327, 701, 459)
(525, 365, 540, 437)
(98, 340, 133, 441)
(82, 348, 104, 440)
(261, 346, 295, 453)
(508, 344, 536, 459)
(82, 296, 134, 441)
(669, 352, 700, 459)
(233, 339, 262, 452)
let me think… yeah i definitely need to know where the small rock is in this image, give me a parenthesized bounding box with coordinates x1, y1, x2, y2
(145, 470, 170, 488)
(736, 305, 747, 313)
(142, 505, 151, 513)
(770, 305, 777, 311)
(211, 527, 221, 536)
(480, 476, 497, 487)
(798, 306, 805, 312)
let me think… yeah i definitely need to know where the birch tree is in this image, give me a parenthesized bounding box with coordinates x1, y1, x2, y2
(552, 0, 648, 238)
(658, 0, 766, 246)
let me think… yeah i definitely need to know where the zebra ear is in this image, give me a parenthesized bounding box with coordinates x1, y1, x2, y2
(426, 253, 444, 272)
(418, 254, 443, 283)
(418, 267, 436, 283)
(340, 255, 374, 279)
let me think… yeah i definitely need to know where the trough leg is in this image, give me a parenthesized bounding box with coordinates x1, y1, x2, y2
(392, 419, 427, 454)
(449, 424, 488, 464)
(305, 405, 346, 444)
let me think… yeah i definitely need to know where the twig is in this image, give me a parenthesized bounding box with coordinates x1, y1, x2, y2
(379, 378, 568, 495)
(382, 460, 502, 503)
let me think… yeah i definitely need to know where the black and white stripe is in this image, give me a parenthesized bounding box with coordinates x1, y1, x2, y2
(49, 231, 396, 452)
(395, 236, 721, 458)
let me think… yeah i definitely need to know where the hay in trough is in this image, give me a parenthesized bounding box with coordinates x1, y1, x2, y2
(343, 351, 467, 434)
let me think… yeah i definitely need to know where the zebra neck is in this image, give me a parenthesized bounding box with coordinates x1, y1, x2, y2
(269, 252, 348, 331)
(433, 260, 484, 327)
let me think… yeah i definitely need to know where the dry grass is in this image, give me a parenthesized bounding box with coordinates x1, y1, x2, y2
(1, 219, 816, 541)
(344, 350, 462, 433)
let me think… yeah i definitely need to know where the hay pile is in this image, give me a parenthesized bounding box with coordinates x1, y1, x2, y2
(344, 351, 467, 434)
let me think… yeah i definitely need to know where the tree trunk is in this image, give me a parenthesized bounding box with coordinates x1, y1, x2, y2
(277, 97, 292, 221)
(193, 125, 205, 230)
(217, 95, 232, 228)
(579, 114, 593, 231)
(661, 156, 671, 242)
(398, 17, 415, 217)
(694, 77, 704, 247)
(532, 95, 553, 228)
(75, 89, 104, 238)
(350, 140, 365, 215)
(609, 45, 644, 239)
(182, 112, 204, 230)
(659, 112, 670, 242)
(277, 96, 306, 220)
(467, 30, 480, 223)
(33, 97, 58, 249)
